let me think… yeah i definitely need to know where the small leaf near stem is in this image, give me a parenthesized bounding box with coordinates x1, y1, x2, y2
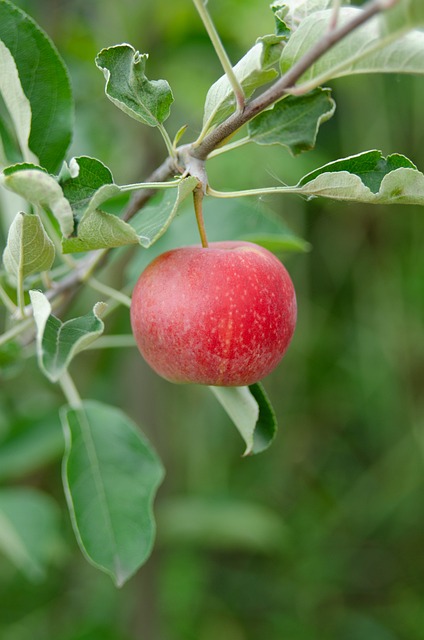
(193, 184, 209, 248)
(191, 0, 245, 113)
(158, 123, 178, 161)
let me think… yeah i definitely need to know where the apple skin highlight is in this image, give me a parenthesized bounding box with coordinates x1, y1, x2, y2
(130, 241, 297, 386)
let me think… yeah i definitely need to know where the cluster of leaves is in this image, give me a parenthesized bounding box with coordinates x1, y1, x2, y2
(0, 0, 423, 586)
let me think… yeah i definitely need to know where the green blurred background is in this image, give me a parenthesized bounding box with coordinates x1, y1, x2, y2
(1, 1, 424, 638)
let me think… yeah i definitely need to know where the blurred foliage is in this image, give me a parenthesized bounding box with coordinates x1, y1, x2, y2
(1, 0, 424, 639)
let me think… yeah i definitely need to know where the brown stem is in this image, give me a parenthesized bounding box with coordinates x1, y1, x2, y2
(193, 184, 209, 248)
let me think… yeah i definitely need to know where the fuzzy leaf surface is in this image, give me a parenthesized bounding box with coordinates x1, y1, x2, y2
(30, 290, 106, 383)
(130, 176, 198, 248)
(60, 156, 116, 219)
(281, 0, 335, 27)
(61, 158, 196, 253)
(95, 44, 173, 126)
(210, 382, 277, 456)
(202, 38, 285, 133)
(280, 7, 424, 89)
(0, 40, 38, 167)
(293, 150, 424, 204)
(3, 212, 54, 278)
(1, 164, 74, 237)
(247, 87, 335, 155)
(0, 487, 61, 581)
(0, 0, 73, 172)
(61, 400, 164, 586)
(60, 156, 134, 252)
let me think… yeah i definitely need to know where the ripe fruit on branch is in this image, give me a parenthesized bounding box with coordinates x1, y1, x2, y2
(130, 241, 297, 386)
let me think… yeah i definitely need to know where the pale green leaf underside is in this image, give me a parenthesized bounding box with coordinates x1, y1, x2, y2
(293, 151, 424, 204)
(210, 386, 259, 456)
(1, 165, 74, 237)
(61, 205, 138, 253)
(0, 40, 38, 166)
(210, 382, 277, 456)
(247, 87, 335, 155)
(0, 487, 61, 581)
(130, 176, 198, 248)
(60, 155, 135, 252)
(60, 155, 115, 218)
(61, 400, 164, 587)
(95, 44, 173, 127)
(30, 290, 105, 382)
(3, 212, 54, 278)
(203, 38, 284, 133)
(62, 174, 197, 253)
(282, 0, 335, 27)
(281, 7, 424, 88)
(216, 151, 424, 205)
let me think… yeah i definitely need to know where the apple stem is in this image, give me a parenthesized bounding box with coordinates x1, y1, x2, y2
(193, 184, 209, 248)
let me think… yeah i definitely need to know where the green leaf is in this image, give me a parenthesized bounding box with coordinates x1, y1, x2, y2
(294, 150, 424, 204)
(61, 208, 139, 253)
(0, 0, 73, 172)
(202, 37, 285, 133)
(210, 382, 277, 455)
(60, 156, 135, 252)
(130, 176, 198, 248)
(247, 87, 335, 155)
(281, 0, 335, 27)
(0, 40, 38, 166)
(248, 382, 278, 454)
(280, 7, 424, 89)
(60, 158, 196, 253)
(30, 290, 106, 383)
(60, 156, 115, 219)
(61, 400, 164, 587)
(270, 2, 291, 37)
(1, 164, 74, 237)
(95, 44, 174, 127)
(0, 487, 62, 581)
(2, 212, 55, 278)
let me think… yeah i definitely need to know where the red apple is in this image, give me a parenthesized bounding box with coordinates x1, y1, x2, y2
(130, 240, 297, 386)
